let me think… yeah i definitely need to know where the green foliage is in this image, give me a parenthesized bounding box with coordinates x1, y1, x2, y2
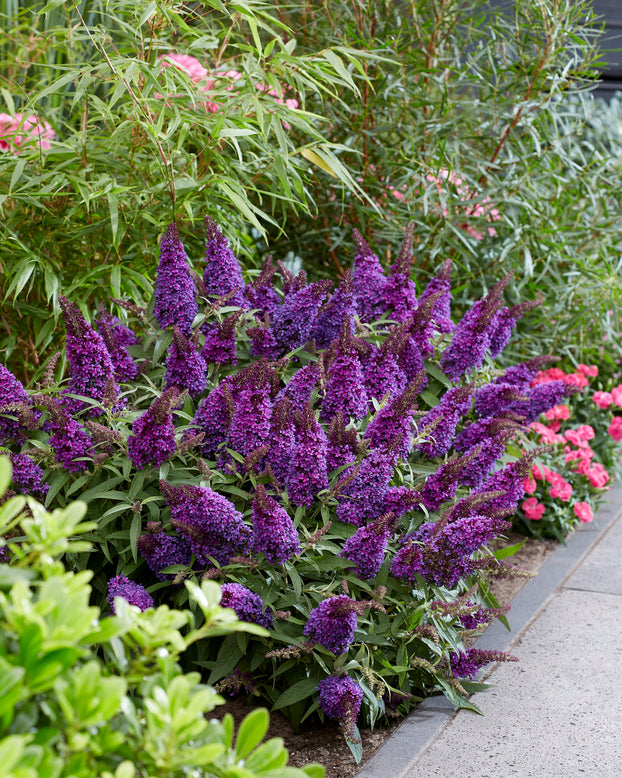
(0, 0, 369, 379)
(0, 456, 325, 778)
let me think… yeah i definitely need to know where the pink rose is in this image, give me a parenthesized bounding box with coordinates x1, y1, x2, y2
(522, 476, 537, 494)
(593, 391, 613, 409)
(576, 425, 595, 441)
(564, 372, 589, 388)
(608, 416, 622, 442)
(544, 404, 570, 421)
(564, 429, 582, 447)
(549, 476, 573, 502)
(522, 497, 545, 520)
(578, 364, 598, 377)
(611, 386, 622, 407)
(573, 501, 593, 523)
(588, 463, 610, 489)
(546, 420, 561, 433)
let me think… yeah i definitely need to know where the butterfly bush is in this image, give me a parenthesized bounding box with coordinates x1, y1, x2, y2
(0, 217, 581, 758)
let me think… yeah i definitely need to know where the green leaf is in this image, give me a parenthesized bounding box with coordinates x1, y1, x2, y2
(0, 456, 12, 497)
(493, 539, 526, 560)
(234, 708, 270, 759)
(345, 724, 363, 764)
(272, 677, 318, 710)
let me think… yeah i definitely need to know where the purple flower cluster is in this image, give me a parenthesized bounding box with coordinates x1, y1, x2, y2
(137, 529, 192, 580)
(165, 327, 207, 396)
(304, 595, 358, 654)
(45, 400, 93, 472)
(202, 314, 239, 365)
(96, 309, 140, 382)
(0, 362, 33, 443)
(220, 582, 273, 629)
(311, 271, 356, 348)
(162, 481, 250, 565)
(285, 404, 329, 507)
(273, 280, 333, 352)
(351, 229, 387, 321)
(414, 386, 473, 459)
(418, 260, 454, 334)
(250, 485, 300, 565)
(340, 513, 393, 579)
(107, 575, 154, 613)
(363, 378, 423, 456)
(474, 458, 531, 517)
(203, 216, 247, 308)
(9, 452, 48, 497)
(318, 675, 363, 738)
(128, 388, 179, 469)
(321, 323, 368, 422)
(473, 382, 529, 420)
(336, 444, 396, 526)
(275, 364, 319, 411)
(382, 224, 418, 321)
(449, 648, 517, 679)
(191, 381, 235, 459)
(227, 364, 274, 461)
(60, 296, 120, 414)
(488, 297, 541, 358)
(326, 412, 359, 473)
(363, 343, 408, 406)
(154, 223, 198, 334)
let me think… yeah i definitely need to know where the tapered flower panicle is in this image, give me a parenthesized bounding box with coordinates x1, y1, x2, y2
(336, 441, 398, 526)
(473, 456, 533, 517)
(326, 412, 359, 473)
(340, 512, 394, 579)
(383, 223, 418, 321)
(286, 403, 329, 507)
(351, 229, 387, 321)
(273, 280, 333, 352)
(244, 255, 280, 318)
(39, 396, 93, 472)
(137, 529, 192, 580)
(318, 675, 363, 739)
(364, 375, 424, 455)
(165, 327, 207, 396)
(363, 342, 408, 406)
(203, 216, 246, 307)
(9, 452, 48, 497)
(60, 295, 120, 414)
(220, 582, 273, 629)
(304, 595, 358, 654)
(96, 309, 140, 382)
(128, 388, 179, 469)
(154, 223, 198, 334)
(454, 416, 523, 451)
(414, 385, 473, 459)
(311, 270, 356, 348)
(321, 320, 368, 422)
(162, 480, 250, 565)
(449, 648, 518, 679)
(227, 361, 274, 460)
(440, 274, 512, 380)
(107, 575, 153, 613)
(0, 362, 34, 443)
(488, 295, 542, 358)
(524, 380, 572, 423)
(191, 381, 235, 459)
(276, 364, 319, 411)
(266, 397, 296, 483)
(202, 312, 240, 365)
(418, 259, 455, 334)
(250, 484, 300, 564)
(473, 382, 530, 420)
(419, 448, 482, 511)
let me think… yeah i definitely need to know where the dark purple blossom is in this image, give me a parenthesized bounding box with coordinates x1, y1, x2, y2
(154, 223, 198, 334)
(165, 327, 207, 396)
(488, 296, 541, 358)
(473, 457, 532, 517)
(191, 382, 235, 459)
(44, 399, 93, 473)
(202, 313, 240, 365)
(266, 397, 296, 483)
(364, 378, 423, 457)
(383, 224, 418, 322)
(60, 296, 120, 414)
(414, 386, 473, 459)
(220, 582, 273, 629)
(351, 229, 387, 321)
(321, 322, 368, 422)
(449, 648, 517, 679)
(244, 255, 280, 319)
(0, 362, 33, 443)
(311, 270, 356, 348)
(162, 481, 250, 566)
(318, 675, 363, 738)
(304, 595, 358, 654)
(107, 575, 153, 613)
(419, 451, 481, 511)
(128, 388, 179, 469)
(453, 416, 522, 452)
(336, 444, 396, 526)
(458, 438, 508, 489)
(340, 513, 393, 579)
(250, 484, 300, 565)
(227, 363, 273, 461)
(285, 403, 329, 507)
(524, 380, 571, 423)
(247, 323, 280, 359)
(137, 530, 192, 580)
(276, 365, 319, 411)
(273, 280, 332, 352)
(418, 260, 455, 334)
(473, 382, 530, 420)
(363, 343, 408, 406)
(95, 309, 140, 382)
(383, 486, 422, 518)
(9, 452, 48, 497)
(326, 412, 359, 474)
(203, 217, 247, 308)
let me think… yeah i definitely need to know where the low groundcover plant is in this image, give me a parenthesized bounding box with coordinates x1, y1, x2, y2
(1, 218, 577, 760)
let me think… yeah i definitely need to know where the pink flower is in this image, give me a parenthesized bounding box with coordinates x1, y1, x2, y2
(522, 497, 545, 520)
(588, 463, 610, 489)
(544, 404, 570, 421)
(0, 112, 54, 153)
(611, 386, 622, 407)
(608, 416, 622, 442)
(161, 53, 209, 82)
(548, 475, 572, 502)
(573, 501, 593, 523)
(532, 463, 550, 481)
(564, 372, 589, 388)
(593, 391, 613, 409)
(522, 476, 537, 494)
(546, 420, 561, 433)
(576, 425, 595, 441)
(578, 364, 598, 377)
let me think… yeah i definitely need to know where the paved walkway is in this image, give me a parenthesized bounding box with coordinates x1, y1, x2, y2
(357, 483, 622, 778)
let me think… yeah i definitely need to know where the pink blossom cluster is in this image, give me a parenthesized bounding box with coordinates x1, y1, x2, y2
(0, 112, 54, 154)
(591, 384, 622, 441)
(159, 53, 299, 121)
(531, 364, 596, 389)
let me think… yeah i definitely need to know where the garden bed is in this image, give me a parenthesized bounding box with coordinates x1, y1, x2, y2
(212, 532, 558, 778)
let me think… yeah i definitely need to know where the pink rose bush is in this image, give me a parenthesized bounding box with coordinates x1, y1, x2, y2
(0, 112, 54, 154)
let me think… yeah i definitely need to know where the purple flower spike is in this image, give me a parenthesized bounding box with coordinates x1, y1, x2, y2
(267, 397, 296, 483)
(326, 412, 359, 474)
(311, 270, 356, 348)
(524, 380, 571, 423)
(137, 530, 192, 580)
(488, 296, 541, 358)
(340, 512, 394, 579)
(336, 443, 397, 526)
(40, 398, 93, 473)
(162, 481, 250, 566)
(418, 260, 455, 334)
(227, 362, 274, 461)
(363, 343, 408, 407)
(9, 452, 49, 497)
(128, 388, 179, 469)
(0, 362, 34, 444)
(320, 320, 368, 422)
(473, 382, 530, 420)
(304, 595, 358, 654)
(244, 255, 280, 319)
(220, 582, 273, 629)
(60, 296, 120, 414)
(276, 364, 320, 411)
(414, 385, 473, 459)
(191, 382, 235, 459)
(203, 217, 247, 308)
(364, 377, 424, 456)
(202, 312, 240, 365)
(154, 223, 198, 334)
(383, 223, 418, 322)
(318, 675, 363, 739)
(285, 403, 329, 507)
(95, 309, 140, 383)
(351, 229, 387, 322)
(165, 327, 208, 396)
(250, 484, 300, 565)
(107, 575, 153, 613)
(273, 280, 333, 353)
(449, 648, 517, 679)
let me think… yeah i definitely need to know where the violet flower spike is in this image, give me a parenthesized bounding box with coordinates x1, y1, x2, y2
(203, 216, 247, 308)
(128, 387, 179, 470)
(154, 223, 198, 334)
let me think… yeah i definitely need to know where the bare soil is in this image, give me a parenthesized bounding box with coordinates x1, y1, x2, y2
(213, 533, 559, 778)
